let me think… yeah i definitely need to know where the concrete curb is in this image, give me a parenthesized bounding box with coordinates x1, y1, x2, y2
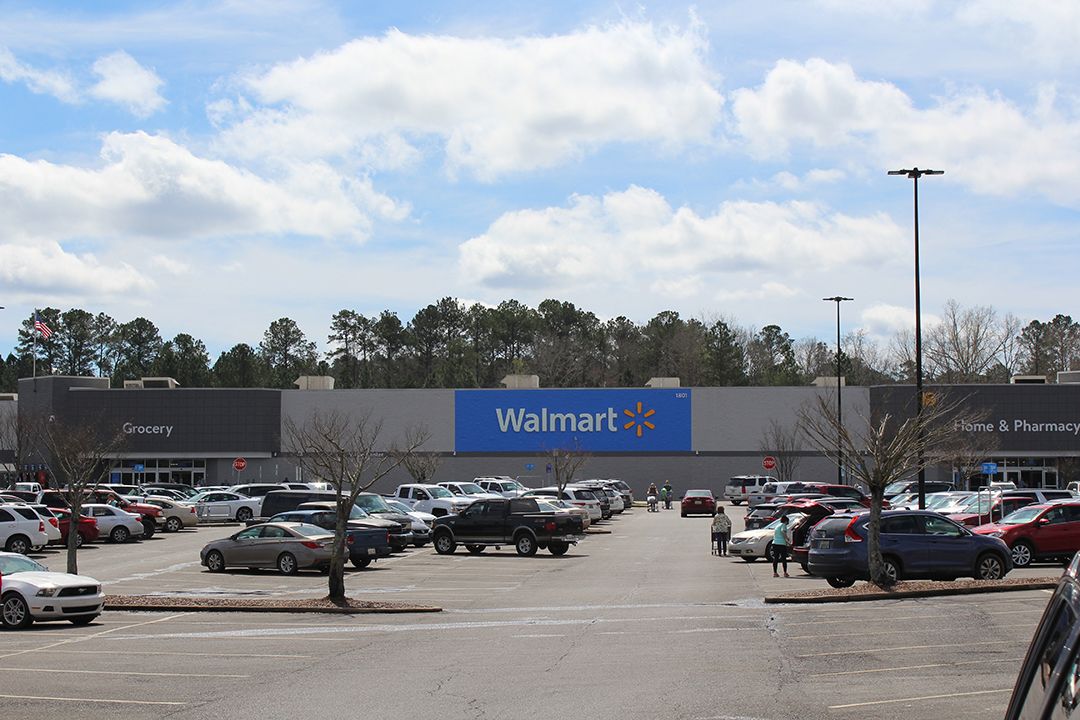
(104, 599, 443, 614)
(586, 528, 613, 535)
(764, 580, 1057, 604)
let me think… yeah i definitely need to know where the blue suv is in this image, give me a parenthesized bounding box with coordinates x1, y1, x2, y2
(807, 510, 1012, 588)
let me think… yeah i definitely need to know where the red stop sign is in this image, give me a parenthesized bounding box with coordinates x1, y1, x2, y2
(762, 456, 777, 470)
(233, 457, 247, 472)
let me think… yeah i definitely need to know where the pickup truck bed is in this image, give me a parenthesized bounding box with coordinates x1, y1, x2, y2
(431, 497, 585, 557)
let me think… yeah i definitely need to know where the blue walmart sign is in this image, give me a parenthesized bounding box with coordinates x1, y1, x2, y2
(455, 389, 692, 452)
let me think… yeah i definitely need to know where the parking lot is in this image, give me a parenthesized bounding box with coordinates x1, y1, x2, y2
(1, 501, 1058, 719)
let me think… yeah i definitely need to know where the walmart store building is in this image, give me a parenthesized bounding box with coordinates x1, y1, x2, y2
(14, 375, 1080, 497)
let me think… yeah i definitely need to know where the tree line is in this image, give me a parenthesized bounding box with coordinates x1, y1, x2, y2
(4, 298, 1077, 391)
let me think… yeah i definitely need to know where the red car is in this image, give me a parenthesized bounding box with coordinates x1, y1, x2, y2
(974, 501, 1080, 568)
(949, 495, 1035, 527)
(680, 490, 716, 517)
(52, 507, 100, 547)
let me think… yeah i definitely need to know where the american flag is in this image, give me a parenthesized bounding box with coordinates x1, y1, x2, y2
(34, 312, 53, 339)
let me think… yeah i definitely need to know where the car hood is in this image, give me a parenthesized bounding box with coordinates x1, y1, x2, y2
(9, 571, 101, 588)
(973, 522, 1011, 534)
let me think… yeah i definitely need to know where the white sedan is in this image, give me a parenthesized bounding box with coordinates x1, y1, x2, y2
(189, 491, 261, 522)
(0, 551, 105, 628)
(727, 513, 806, 562)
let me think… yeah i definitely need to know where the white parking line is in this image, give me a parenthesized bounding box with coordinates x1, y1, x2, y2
(828, 688, 1011, 709)
(512, 633, 566, 638)
(0, 613, 190, 661)
(0, 694, 185, 706)
(810, 657, 1026, 677)
(0, 667, 248, 678)
(797, 639, 1020, 658)
(788, 621, 1037, 640)
(33, 649, 311, 658)
(785, 608, 1039, 626)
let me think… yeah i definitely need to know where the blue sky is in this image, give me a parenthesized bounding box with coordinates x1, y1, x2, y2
(1, 1, 1078, 359)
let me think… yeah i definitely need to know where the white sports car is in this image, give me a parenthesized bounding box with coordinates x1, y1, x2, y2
(0, 552, 104, 629)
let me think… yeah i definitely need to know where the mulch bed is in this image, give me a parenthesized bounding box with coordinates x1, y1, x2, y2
(764, 576, 1058, 604)
(105, 594, 442, 614)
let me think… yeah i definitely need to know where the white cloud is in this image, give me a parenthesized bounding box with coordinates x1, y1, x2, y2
(89, 51, 166, 117)
(217, 20, 722, 179)
(458, 185, 905, 290)
(957, 0, 1080, 65)
(0, 241, 150, 298)
(0, 131, 406, 244)
(730, 57, 1080, 207)
(0, 47, 78, 102)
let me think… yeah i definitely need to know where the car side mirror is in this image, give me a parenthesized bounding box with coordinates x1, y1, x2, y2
(1039, 518, 1050, 525)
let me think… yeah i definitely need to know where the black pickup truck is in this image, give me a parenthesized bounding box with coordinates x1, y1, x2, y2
(431, 497, 586, 556)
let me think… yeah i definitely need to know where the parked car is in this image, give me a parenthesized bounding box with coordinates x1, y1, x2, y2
(808, 510, 1012, 587)
(0, 504, 50, 554)
(80, 489, 163, 539)
(723, 475, 775, 506)
(352, 494, 416, 550)
(533, 498, 591, 530)
(948, 494, 1036, 526)
(602, 479, 634, 508)
(436, 481, 503, 500)
(200, 522, 334, 574)
(1004, 553, 1080, 719)
(297, 500, 414, 549)
(748, 482, 817, 507)
(431, 496, 586, 556)
(0, 552, 104, 628)
(9, 504, 61, 545)
(80, 504, 145, 543)
(141, 483, 199, 499)
(569, 484, 611, 519)
(267, 510, 391, 568)
(52, 507, 100, 547)
(743, 503, 783, 531)
(974, 502, 1080, 568)
(815, 498, 867, 513)
(681, 490, 716, 517)
(521, 487, 603, 522)
(728, 513, 808, 562)
(883, 479, 954, 500)
(384, 499, 435, 547)
(229, 484, 290, 513)
(394, 484, 475, 517)
(136, 487, 189, 501)
(141, 496, 199, 532)
(189, 490, 261, 523)
(475, 477, 529, 498)
(1003, 489, 1076, 504)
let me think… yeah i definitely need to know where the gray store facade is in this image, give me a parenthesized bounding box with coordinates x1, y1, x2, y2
(14, 376, 1080, 497)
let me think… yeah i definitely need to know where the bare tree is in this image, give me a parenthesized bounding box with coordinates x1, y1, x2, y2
(283, 411, 427, 600)
(38, 414, 127, 574)
(924, 300, 1011, 382)
(799, 392, 973, 586)
(397, 451, 443, 484)
(547, 443, 590, 496)
(0, 407, 41, 490)
(758, 418, 802, 484)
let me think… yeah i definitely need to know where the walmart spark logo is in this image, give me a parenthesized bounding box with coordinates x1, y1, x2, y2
(623, 401, 656, 438)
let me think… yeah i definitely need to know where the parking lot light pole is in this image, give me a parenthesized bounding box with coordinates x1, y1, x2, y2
(823, 296, 853, 485)
(888, 167, 944, 509)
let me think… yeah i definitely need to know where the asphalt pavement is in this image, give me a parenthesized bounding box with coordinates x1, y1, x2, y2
(0, 503, 1056, 719)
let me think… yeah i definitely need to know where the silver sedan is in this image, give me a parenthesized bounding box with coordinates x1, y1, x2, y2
(200, 522, 334, 575)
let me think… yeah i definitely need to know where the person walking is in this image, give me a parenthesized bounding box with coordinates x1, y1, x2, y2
(662, 481, 673, 510)
(772, 515, 791, 577)
(711, 507, 732, 556)
(646, 483, 659, 512)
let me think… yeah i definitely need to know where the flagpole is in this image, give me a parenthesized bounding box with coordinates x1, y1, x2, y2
(32, 310, 37, 378)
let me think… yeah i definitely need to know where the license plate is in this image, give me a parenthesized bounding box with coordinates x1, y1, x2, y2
(817, 540, 832, 549)
(694, 500, 702, 505)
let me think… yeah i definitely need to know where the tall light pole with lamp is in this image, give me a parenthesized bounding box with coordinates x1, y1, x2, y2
(887, 167, 944, 509)
(823, 296, 853, 485)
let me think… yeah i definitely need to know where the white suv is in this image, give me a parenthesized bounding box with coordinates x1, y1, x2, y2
(394, 484, 475, 517)
(437, 482, 503, 500)
(522, 487, 602, 522)
(475, 477, 529, 498)
(0, 504, 50, 554)
(723, 476, 776, 506)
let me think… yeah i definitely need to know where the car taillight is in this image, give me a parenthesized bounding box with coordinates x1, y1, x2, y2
(49, 518, 58, 528)
(190, 507, 196, 513)
(38, 521, 45, 533)
(346, 535, 354, 545)
(301, 541, 321, 549)
(843, 518, 863, 543)
(385, 532, 390, 544)
(544, 520, 556, 531)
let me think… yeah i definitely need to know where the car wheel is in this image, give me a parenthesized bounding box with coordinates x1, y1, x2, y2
(549, 540, 569, 556)
(4, 535, 30, 555)
(236, 507, 253, 522)
(1, 592, 32, 629)
(826, 577, 855, 588)
(1011, 541, 1034, 568)
(277, 552, 298, 575)
(110, 526, 130, 544)
(434, 532, 456, 555)
(69, 615, 97, 626)
(741, 557, 758, 563)
(205, 550, 226, 573)
(515, 533, 538, 557)
(800, 561, 810, 575)
(165, 517, 183, 533)
(975, 553, 1005, 580)
(465, 544, 485, 555)
(351, 557, 372, 569)
(882, 557, 901, 584)
(731, 500, 742, 506)
(680, 511, 687, 517)
(74, 533, 84, 548)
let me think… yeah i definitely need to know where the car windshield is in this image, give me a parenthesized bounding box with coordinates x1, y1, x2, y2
(189, 492, 213, 502)
(685, 490, 711, 498)
(428, 487, 453, 499)
(535, 500, 559, 512)
(956, 493, 998, 513)
(347, 505, 370, 519)
(386, 500, 412, 513)
(926, 493, 968, 510)
(884, 481, 911, 495)
(765, 514, 805, 530)
(355, 494, 393, 513)
(0, 555, 47, 574)
(999, 506, 1046, 525)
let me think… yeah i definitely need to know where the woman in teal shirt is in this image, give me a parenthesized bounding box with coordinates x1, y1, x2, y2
(772, 516, 791, 577)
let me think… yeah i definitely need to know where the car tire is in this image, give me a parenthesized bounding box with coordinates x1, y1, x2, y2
(882, 556, 901, 584)
(731, 500, 742, 506)
(205, 550, 226, 573)
(69, 615, 97, 626)
(434, 532, 456, 555)
(800, 561, 810, 575)
(1, 592, 32, 629)
(110, 526, 130, 544)
(74, 533, 84, 549)
(826, 577, 855, 588)
(4, 535, 30, 555)
(351, 557, 372, 569)
(1011, 541, 1034, 568)
(549, 540, 569, 556)
(975, 553, 1006, 580)
(515, 533, 538, 557)
(236, 507, 253, 523)
(165, 517, 183, 533)
(465, 544, 485, 555)
(741, 557, 758, 563)
(277, 552, 298, 575)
